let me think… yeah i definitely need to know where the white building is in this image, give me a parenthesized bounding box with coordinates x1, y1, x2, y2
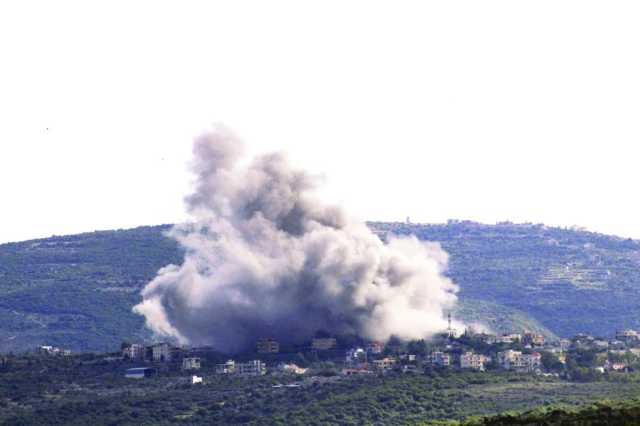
(192, 375, 203, 384)
(182, 357, 201, 370)
(151, 343, 171, 362)
(497, 350, 541, 372)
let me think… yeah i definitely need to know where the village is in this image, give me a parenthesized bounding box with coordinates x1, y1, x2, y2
(33, 317, 640, 385)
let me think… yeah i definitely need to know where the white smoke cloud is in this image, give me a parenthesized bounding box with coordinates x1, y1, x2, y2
(134, 128, 460, 353)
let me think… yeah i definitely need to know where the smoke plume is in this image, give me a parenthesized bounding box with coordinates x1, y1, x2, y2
(134, 128, 460, 353)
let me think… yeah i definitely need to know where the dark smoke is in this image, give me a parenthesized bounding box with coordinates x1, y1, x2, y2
(134, 128, 460, 353)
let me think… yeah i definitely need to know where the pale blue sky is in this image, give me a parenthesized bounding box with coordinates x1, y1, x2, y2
(1, 1, 639, 243)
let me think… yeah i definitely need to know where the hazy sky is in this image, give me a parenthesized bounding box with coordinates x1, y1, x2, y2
(1, 1, 639, 244)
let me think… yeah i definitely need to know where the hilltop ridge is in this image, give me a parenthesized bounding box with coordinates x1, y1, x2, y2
(1, 221, 639, 352)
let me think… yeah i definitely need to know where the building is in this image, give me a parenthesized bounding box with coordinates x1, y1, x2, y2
(372, 357, 397, 371)
(523, 332, 545, 347)
(429, 352, 451, 367)
(399, 354, 417, 362)
(256, 338, 280, 354)
(498, 334, 522, 344)
(236, 360, 266, 376)
(366, 342, 384, 354)
(497, 350, 541, 372)
(151, 343, 172, 362)
(312, 337, 337, 351)
(460, 352, 490, 371)
(38, 346, 71, 356)
(478, 333, 497, 344)
(346, 348, 367, 365)
(616, 330, 639, 344)
(182, 357, 201, 370)
(191, 375, 203, 384)
(125, 367, 156, 379)
(216, 360, 236, 374)
(122, 344, 145, 360)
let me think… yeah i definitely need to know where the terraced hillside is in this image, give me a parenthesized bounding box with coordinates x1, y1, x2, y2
(1, 221, 639, 352)
(371, 221, 640, 339)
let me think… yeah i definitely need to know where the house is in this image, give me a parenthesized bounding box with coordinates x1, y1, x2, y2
(399, 354, 417, 362)
(615, 329, 639, 343)
(191, 375, 203, 384)
(429, 352, 451, 367)
(216, 360, 236, 374)
(182, 357, 201, 370)
(312, 337, 337, 351)
(604, 360, 627, 372)
(478, 333, 497, 344)
(497, 350, 541, 372)
(498, 334, 522, 344)
(256, 338, 280, 354)
(372, 357, 396, 371)
(460, 352, 490, 371)
(366, 342, 384, 354)
(523, 332, 545, 347)
(346, 348, 367, 365)
(236, 360, 266, 376)
(125, 367, 156, 379)
(38, 346, 71, 356)
(122, 344, 145, 360)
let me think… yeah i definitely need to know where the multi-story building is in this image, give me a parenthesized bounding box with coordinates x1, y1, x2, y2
(182, 357, 201, 370)
(523, 332, 545, 347)
(497, 350, 541, 372)
(460, 352, 490, 371)
(236, 360, 266, 376)
(429, 352, 451, 367)
(366, 342, 384, 354)
(256, 338, 280, 354)
(312, 337, 337, 351)
(372, 357, 397, 371)
(122, 344, 145, 360)
(151, 343, 172, 362)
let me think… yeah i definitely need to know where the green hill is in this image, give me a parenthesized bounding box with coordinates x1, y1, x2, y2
(371, 221, 640, 339)
(1, 220, 639, 352)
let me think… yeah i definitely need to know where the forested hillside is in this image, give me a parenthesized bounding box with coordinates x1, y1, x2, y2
(1, 221, 639, 352)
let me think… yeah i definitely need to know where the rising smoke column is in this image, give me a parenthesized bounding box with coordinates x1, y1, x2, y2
(134, 128, 460, 353)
